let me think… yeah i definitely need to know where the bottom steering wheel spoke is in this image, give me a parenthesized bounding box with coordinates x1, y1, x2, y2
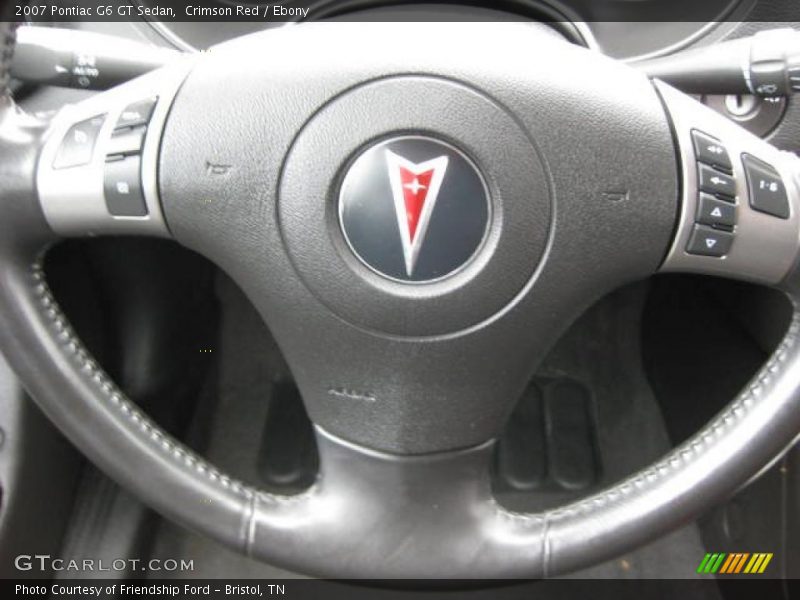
(246, 425, 547, 579)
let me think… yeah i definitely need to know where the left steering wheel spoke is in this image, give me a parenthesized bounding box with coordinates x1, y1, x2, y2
(658, 81, 800, 286)
(35, 58, 193, 239)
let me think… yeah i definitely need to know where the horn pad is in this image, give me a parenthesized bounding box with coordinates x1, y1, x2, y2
(278, 76, 551, 337)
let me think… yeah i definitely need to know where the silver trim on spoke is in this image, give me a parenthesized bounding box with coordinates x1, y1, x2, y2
(36, 58, 195, 238)
(658, 81, 800, 285)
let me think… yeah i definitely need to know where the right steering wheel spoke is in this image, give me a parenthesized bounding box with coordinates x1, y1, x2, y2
(658, 80, 800, 286)
(36, 57, 193, 239)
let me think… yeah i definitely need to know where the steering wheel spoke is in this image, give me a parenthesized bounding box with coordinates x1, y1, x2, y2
(34, 58, 192, 239)
(246, 425, 547, 578)
(658, 81, 800, 286)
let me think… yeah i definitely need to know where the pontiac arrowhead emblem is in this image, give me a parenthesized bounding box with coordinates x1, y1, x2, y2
(385, 150, 449, 277)
(338, 137, 489, 284)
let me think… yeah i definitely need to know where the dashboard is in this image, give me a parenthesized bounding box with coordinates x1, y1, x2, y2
(48, 0, 752, 60)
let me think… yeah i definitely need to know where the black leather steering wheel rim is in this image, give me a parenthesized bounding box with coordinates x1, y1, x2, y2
(1, 19, 800, 579)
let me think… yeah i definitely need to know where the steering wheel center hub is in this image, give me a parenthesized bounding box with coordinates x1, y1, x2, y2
(278, 75, 551, 337)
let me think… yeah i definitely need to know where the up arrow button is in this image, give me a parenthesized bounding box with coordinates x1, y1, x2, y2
(696, 193, 736, 228)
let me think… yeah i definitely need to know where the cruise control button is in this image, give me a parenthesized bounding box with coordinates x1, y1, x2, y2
(696, 193, 736, 228)
(115, 98, 157, 130)
(743, 154, 789, 219)
(686, 224, 734, 257)
(106, 126, 146, 158)
(53, 115, 105, 169)
(692, 130, 732, 172)
(104, 156, 147, 217)
(698, 164, 736, 198)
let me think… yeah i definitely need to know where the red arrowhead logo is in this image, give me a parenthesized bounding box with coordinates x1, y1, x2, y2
(386, 150, 449, 276)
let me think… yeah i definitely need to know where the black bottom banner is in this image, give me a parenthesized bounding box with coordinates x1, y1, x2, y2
(2, 578, 797, 600)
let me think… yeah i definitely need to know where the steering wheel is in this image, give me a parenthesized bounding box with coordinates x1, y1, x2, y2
(2, 19, 800, 579)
